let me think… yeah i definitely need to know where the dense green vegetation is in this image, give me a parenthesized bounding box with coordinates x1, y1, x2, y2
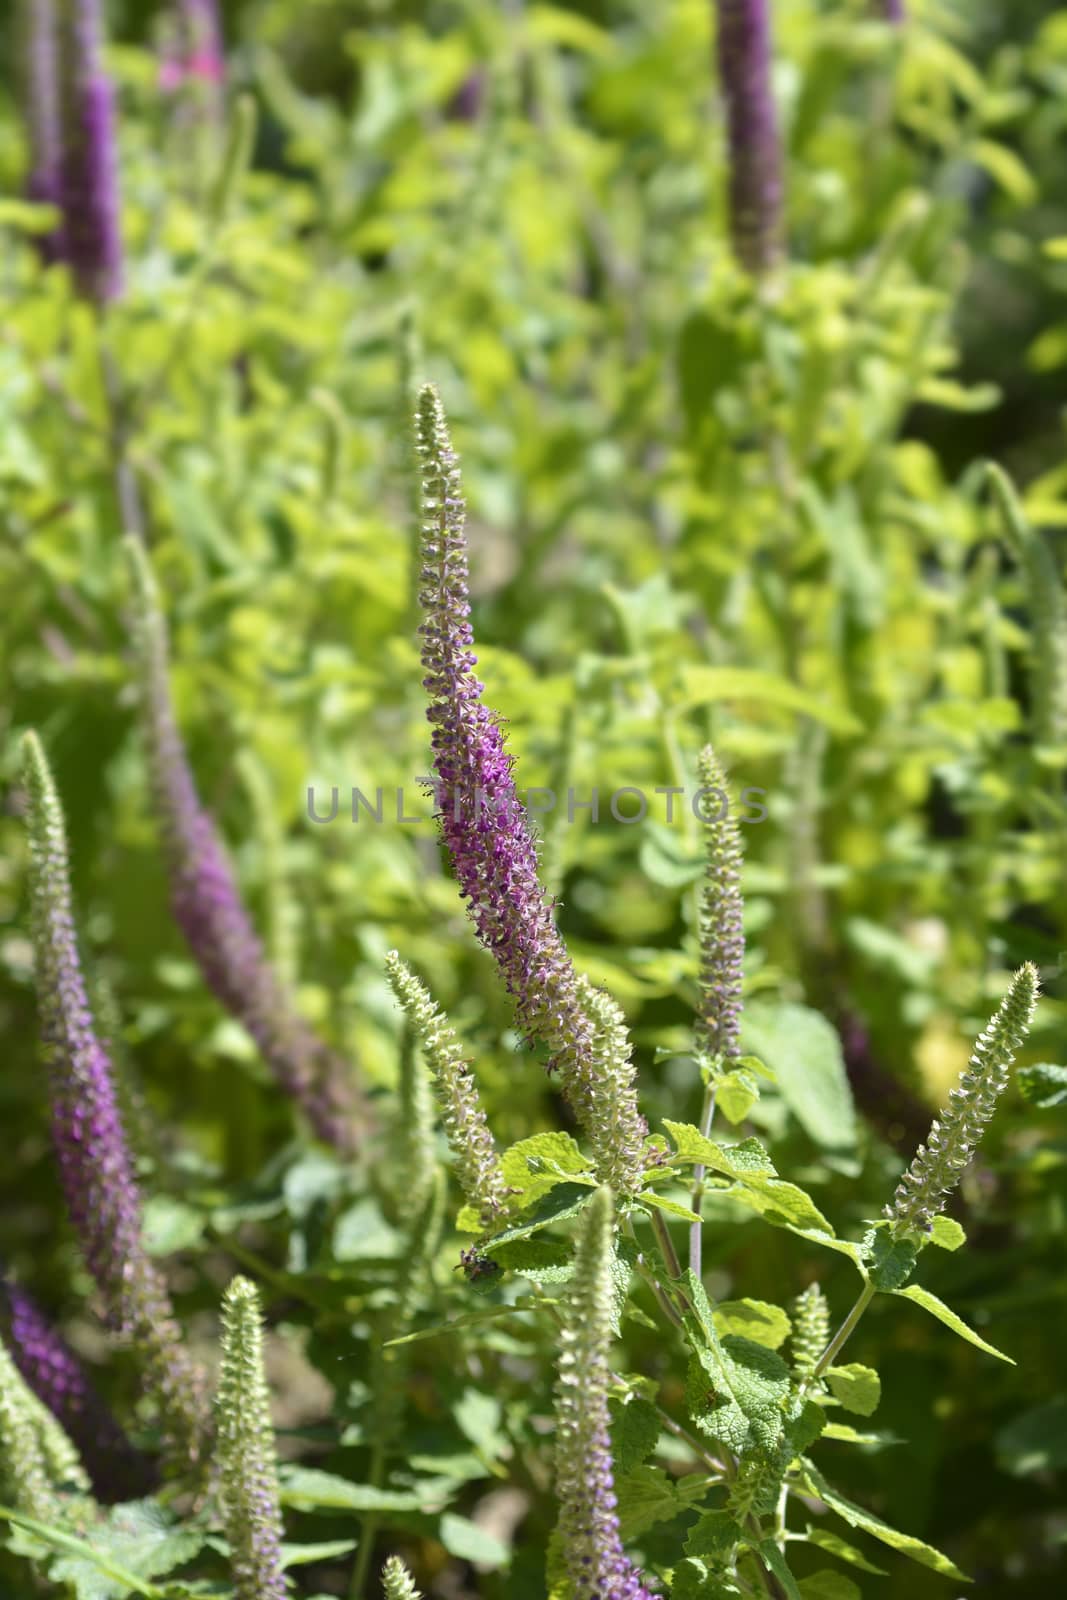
(0, 2, 1065, 1598)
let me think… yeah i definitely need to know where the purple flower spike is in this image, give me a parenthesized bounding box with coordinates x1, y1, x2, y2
(124, 539, 359, 1155)
(21, 731, 211, 1476)
(882, 0, 905, 21)
(3, 1281, 156, 1503)
(22, 0, 66, 263)
(414, 387, 648, 1194)
(58, 0, 124, 303)
(555, 1189, 655, 1600)
(714, 1, 784, 274)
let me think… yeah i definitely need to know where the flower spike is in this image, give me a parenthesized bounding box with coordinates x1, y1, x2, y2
(887, 964, 1039, 1237)
(124, 537, 358, 1153)
(216, 1278, 287, 1600)
(714, 2, 784, 274)
(413, 386, 648, 1193)
(695, 747, 745, 1069)
(555, 1187, 655, 1600)
(3, 1280, 154, 1502)
(59, 0, 124, 302)
(21, 731, 211, 1474)
(384, 953, 511, 1226)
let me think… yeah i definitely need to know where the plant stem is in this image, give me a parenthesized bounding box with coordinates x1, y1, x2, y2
(347, 1439, 385, 1599)
(810, 1280, 876, 1383)
(649, 1205, 683, 1282)
(689, 1080, 717, 1276)
(622, 1215, 684, 1328)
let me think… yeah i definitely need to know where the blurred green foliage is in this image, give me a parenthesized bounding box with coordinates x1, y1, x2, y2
(1, 1, 1067, 1597)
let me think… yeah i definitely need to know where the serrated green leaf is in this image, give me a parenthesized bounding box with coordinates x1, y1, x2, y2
(1016, 1063, 1067, 1108)
(685, 1508, 743, 1558)
(615, 1465, 682, 1539)
(713, 1300, 791, 1350)
(799, 1462, 970, 1580)
(499, 1132, 591, 1207)
(861, 1226, 917, 1291)
(610, 1396, 662, 1474)
(825, 1365, 881, 1417)
(481, 1183, 594, 1246)
(663, 1123, 777, 1177)
(715, 1069, 761, 1124)
(891, 1284, 1014, 1363)
(928, 1217, 966, 1251)
(726, 1179, 834, 1237)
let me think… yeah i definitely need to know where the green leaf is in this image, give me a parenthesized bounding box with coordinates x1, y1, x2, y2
(797, 1572, 862, 1600)
(679, 667, 861, 736)
(725, 1179, 834, 1238)
(438, 1512, 510, 1567)
(482, 1183, 595, 1247)
(499, 1132, 591, 1207)
(280, 1540, 357, 1568)
(1016, 1063, 1067, 1108)
(715, 1068, 761, 1125)
(610, 1396, 662, 1474)
(741, 1003, 856, 1153)
(277, 1467, 430, 1512)
(638, 1190, 702, 1224)
(892, 1284, 1015, 1363)
(799, 1462, 970, 1581)
(928, 1217, 966, 1251)
(0, 1505, 176, 1600)
(713, 1300, 791, 1350)
(861, 1226, 918, 1291)
(662, 1123, 776, 1177)
(803, 1525, 888, 1575)
(615, 1465, 682, 1540)
(685, 1509, 744, 1559)
(758, 1540, 803, 1599)
(825, 1365, 881, 1417)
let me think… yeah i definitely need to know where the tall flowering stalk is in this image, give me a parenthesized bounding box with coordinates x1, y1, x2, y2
(887, 964, 1039, 1237)
(414, 386, 648, 1193)
(986, 464, 1067, 751)
(713, 1, 784, 274)
(555, 1188, 654, 1600)
(21, 0, 65, 262)
(216, 1278, 287, 1600)
(58, 0, 124, 302)
(789, 1283, 830, 1385)
(3, 1281, 153, 1502)
(21, 732, 211, 1474)
(124, 539, 358, 1153)
(695, 747, 744, 1068)
(384, 952, 511, 1226)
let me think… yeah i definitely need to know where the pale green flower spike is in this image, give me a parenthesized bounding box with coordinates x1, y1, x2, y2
(888, 964, 1039, 1237)
(790, 1283, 831, 1382)
(695, 746, 744, 1068)
(986, 463, 1067, 748)
(382, 1554, 422, 1600)
(216, 1277, 287, 1600)
(384, 953, 510, 1226)
(0, 1335, 87, 1519)
(392, 1018, 437, 1226)
(573, 977, 650, 1194)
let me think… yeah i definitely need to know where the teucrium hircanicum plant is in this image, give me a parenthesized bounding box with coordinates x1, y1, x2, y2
(886, 963, 1039, 1239)
(124, 536, 359, 1153)
(216, 1277, 287, 1600)
(21, 731, 211, 1477)
(384, 951, 510, 1226)
(554, 1187, 654, 1600)
(413, 385, 648, 1195)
